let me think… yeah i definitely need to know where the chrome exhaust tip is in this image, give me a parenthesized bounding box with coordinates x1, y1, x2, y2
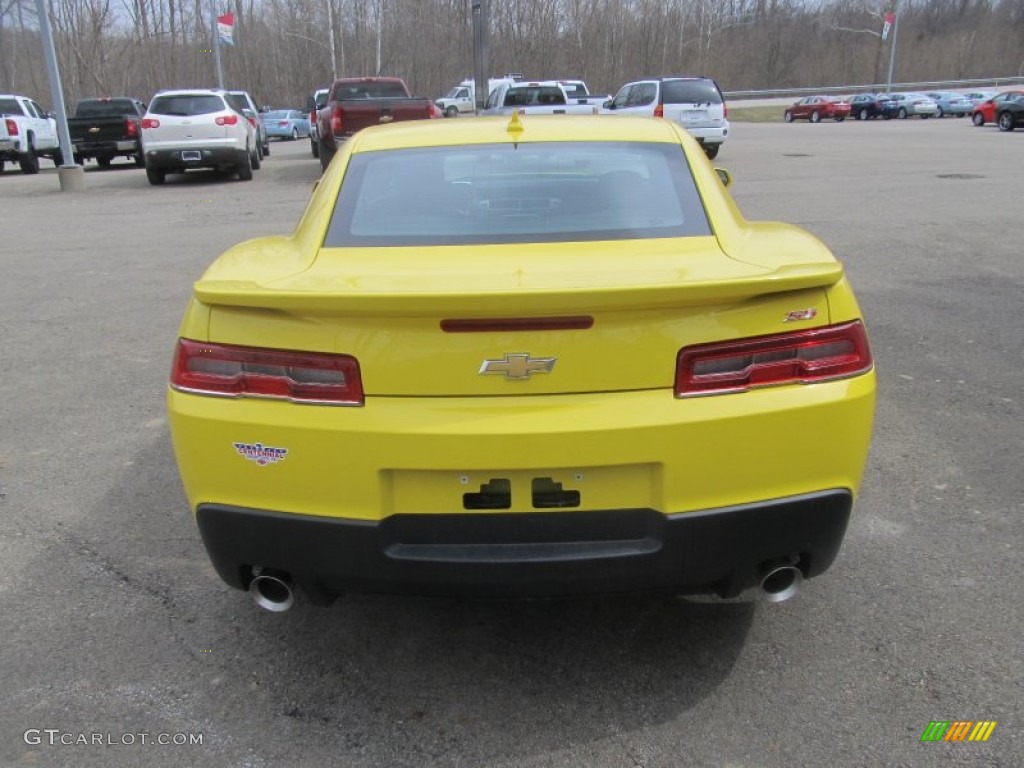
(759, 564, 803, 603)
(249, 568, 294, 612)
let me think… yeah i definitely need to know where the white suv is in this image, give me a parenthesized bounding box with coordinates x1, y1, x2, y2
(603, 77, 729, 159)
(141, 89, 259, 185)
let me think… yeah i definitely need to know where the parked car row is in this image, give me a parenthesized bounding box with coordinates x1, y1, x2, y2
(785, 88, 1024, 131)
(0, 87, 275, 180)
(436, 75, 729, 160)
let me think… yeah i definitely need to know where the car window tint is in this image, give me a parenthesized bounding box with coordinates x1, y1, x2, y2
(662, 80, 721, 104)
(0, 97, 23, 115)
(76, 100, 135, 116)
(333, 82, 408, 99)
(150, 94, 225, 116)
(325, 141, 712, 247)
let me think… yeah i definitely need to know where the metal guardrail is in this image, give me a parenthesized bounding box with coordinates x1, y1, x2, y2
(725, 75, 1024, 99)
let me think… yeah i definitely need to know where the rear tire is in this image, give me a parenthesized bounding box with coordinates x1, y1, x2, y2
(972, 111, 985, 126)
(784, 111, 794, 123)
(898, 107, 908, 119)
(237, 148, 254, 180)
(857, 109, 868, 120)
(291, 127, 298, 140)
(18, 137, 39, 174)
(810, 110, 821, 123)
(997, 111, 1016, 132)
(936, 107, 944, 118)
(311, 136, 319, 158)
(145, 167, 165, 185)
(703, 144, 720, 160)
(251, 144, 262, 170)
(318, 141, 335, 173)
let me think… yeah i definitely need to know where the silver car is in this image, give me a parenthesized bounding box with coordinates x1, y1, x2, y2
(888, 92, 938, 119)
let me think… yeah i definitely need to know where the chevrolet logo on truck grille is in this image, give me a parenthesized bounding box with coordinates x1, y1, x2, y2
(479, 353, 556, 379)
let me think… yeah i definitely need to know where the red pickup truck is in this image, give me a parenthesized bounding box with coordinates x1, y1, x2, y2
(316, 77, 437, 171)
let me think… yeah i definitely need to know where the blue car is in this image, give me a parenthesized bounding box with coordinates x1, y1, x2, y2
(261, 109, 311, 141)
(925, 91, 973, 118)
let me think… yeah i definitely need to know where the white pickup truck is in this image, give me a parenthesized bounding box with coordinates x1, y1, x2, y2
(435, 75, 522, 117)
(0, 94, 61, 174)
(479, 81, 599, 116)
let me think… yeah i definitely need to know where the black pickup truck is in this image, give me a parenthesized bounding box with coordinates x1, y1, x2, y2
(68, 97, 147, 167)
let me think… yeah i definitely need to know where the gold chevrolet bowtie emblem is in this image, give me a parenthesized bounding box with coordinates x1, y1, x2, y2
(479, 353, 556, 379)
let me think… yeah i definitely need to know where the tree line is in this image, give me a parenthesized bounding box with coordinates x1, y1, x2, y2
(1, 0, 1022, 110)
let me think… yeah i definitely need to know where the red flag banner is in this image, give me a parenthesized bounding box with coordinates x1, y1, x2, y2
(881, 11, 895, 41)
(217, 12, 235, 46)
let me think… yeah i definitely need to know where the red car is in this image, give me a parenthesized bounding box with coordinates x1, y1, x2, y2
(784, 95, 851, 123)
(972, 91, 1024, 126)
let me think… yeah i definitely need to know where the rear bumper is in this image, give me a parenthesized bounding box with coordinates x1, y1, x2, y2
(145, 145, 247, 171)
(197, 489, 852, 601)
(72, 140, 139, 155)
(684, 123, 729, 145)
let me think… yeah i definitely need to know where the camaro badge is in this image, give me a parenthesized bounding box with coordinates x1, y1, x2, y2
(479, 353, 556, 379)
(233, 442, 288, 466)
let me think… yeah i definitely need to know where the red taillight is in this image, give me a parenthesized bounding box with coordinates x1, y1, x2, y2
(330, 107, 343, 137)
(171, 339, 364, 406)
(216, 114, 239, 126)
(653, 104, 664, 118)
(675, 321, 873, 397)
(723, 103, 729, 118)
(278, 120, 288, 126)
(141, 117, 160, 129)
(126, 119, 138, 138)
(5, 118, 18, 135)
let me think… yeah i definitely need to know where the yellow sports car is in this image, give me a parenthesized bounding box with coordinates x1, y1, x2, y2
(168, 114, 875, 611)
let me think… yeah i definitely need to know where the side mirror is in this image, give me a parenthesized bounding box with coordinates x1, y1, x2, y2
(715, 167, 732, 187)
(603, 100, 613, 110)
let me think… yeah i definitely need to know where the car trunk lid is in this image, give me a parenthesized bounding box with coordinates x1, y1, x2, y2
(198, 238, 843, 397)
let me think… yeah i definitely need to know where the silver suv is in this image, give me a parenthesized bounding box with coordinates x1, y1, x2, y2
(141, 89, 259, 185)
(226, 90, 270, 158)
(602, 77, 729, 159)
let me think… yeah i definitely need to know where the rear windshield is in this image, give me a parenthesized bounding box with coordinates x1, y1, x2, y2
(148, 94, 225, 116)
(263, 110, 289, 119)
(662, 80, 722, 105)
(332, 82, 408, 99)
(503, 86, 565, 107)
(75, 99, 137, 117)
(325, 141, 711, 246)
(0, 98, 24, 115)
(560, 83, 588, 99)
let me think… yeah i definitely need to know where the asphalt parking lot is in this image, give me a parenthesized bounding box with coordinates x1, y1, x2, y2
(1, 120, 1021, 768)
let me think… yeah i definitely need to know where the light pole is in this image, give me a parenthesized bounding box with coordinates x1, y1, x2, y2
(471, 0, 489, 112)
(34, 0, 86, 190)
